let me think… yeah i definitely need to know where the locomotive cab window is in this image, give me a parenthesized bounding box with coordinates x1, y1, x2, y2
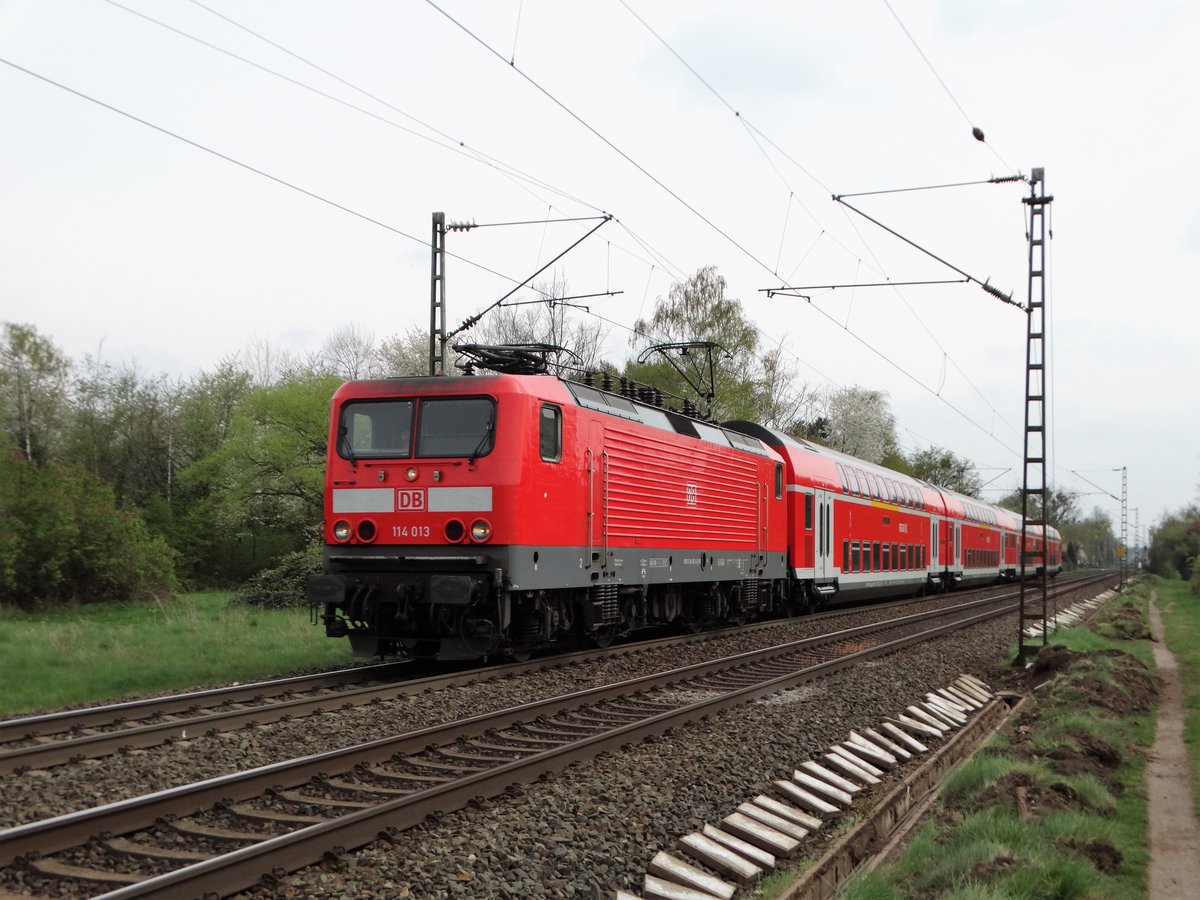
(416, 397, 496, 459)
(339, 400, 414, 459)
(539, 404, 562, 462)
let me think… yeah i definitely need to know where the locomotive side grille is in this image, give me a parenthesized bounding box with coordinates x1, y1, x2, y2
(603, 429, 760, 545)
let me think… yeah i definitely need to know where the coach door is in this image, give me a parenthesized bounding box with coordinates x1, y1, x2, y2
(814, 489, 833, 580)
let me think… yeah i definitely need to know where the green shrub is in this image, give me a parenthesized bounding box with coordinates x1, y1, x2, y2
(235, 544, 323, 608)
(0, 450, 177, 610)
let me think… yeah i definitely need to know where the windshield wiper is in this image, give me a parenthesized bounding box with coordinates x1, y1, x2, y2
(467, 413, 495, 466)
(338, 426, 358, 465)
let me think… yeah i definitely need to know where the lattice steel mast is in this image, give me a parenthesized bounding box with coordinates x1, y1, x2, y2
(1017, 168, 1053, 663)
(429, 211, 447, 375)
(1120, 466, 1128, 586)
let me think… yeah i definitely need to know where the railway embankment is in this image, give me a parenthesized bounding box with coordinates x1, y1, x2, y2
(828, 578, 1186, 900)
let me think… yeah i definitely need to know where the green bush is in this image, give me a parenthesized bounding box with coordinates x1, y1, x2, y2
(235, 543, 323, 609)
(1149, 507, 1200, 580)
(0, 449, 177, 609)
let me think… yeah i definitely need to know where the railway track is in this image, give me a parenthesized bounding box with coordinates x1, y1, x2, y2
(0, 574, 1112, 898)
(0, 580, 1070, 775)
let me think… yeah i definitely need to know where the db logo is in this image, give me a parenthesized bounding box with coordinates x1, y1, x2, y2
(396, 489, 426, 511)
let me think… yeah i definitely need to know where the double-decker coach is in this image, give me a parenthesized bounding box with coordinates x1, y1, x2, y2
(726, 422, 943, 606)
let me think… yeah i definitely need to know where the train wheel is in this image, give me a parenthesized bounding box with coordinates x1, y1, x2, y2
(590, 625, 616, 648)
(507, 645, 534, 662)
(785, 587, 814, 617)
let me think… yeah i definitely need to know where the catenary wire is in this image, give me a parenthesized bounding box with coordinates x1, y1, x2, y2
(66, 5, 1025, 465)
(181, 0, 888, 405)
(103, 0, 600, 216)
(107, 0, 686, 330)
(423, 0, 777, 277)
(0, 55, 592, 308)
(880, 0, 1016, 175)
(615, 1, 1026, 451)
(429, 0, 1020, 454)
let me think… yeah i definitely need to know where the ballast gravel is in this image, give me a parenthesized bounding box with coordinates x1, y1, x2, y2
(241, 613, 1025, 899)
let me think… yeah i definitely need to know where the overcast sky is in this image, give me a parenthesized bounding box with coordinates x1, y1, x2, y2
(2, 0, 1197, 537)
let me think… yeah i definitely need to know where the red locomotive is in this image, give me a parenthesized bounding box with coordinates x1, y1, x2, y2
(309, 351, 1060, 661)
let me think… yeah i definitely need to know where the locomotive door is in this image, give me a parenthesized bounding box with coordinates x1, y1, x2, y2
(814, 489, 833, 580)
(585, 422, 607, 569)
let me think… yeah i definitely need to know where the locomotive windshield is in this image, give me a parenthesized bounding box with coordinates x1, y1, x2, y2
(338, 397, 495, 460)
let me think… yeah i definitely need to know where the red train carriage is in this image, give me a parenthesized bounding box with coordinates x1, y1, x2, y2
(936, 491, 1007, 587)
(309, 373, 789, 661)
(723, 422, 1056, 602)
(1022, 523, 1063, 576)
(726, 423, 944, 604)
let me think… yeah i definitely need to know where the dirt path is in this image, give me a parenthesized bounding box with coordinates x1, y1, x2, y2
(1146, 590, 1200, 898)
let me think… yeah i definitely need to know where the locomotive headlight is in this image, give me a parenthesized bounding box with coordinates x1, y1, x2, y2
(470, 519, 492, 543)
(405, 466, 419, 482)
(333, 520, 353, 542)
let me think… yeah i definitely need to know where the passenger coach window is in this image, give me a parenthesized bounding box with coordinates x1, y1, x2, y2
(776, 464, 784, 500)
(416, 398, 495, 458)
(539, 404, 561, 462)
(340, 400, 414, 459)
(804, 493, 813, 529)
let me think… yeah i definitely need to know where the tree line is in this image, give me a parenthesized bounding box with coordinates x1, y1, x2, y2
(0, 267, 1119, 608)
(1147, 506, 1200, 592)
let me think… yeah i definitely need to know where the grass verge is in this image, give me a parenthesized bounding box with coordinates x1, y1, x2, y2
(1152, 574, 1200, 819)
(834, 579, 1156, 900)
(0, 593, 356, 716)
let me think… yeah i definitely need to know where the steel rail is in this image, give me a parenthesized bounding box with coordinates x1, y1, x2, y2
(0, 661, 414, 743)
(0, 576, 1111, 874)
(0, 581, 1037, 773)
(0, 568, 1100, 750)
